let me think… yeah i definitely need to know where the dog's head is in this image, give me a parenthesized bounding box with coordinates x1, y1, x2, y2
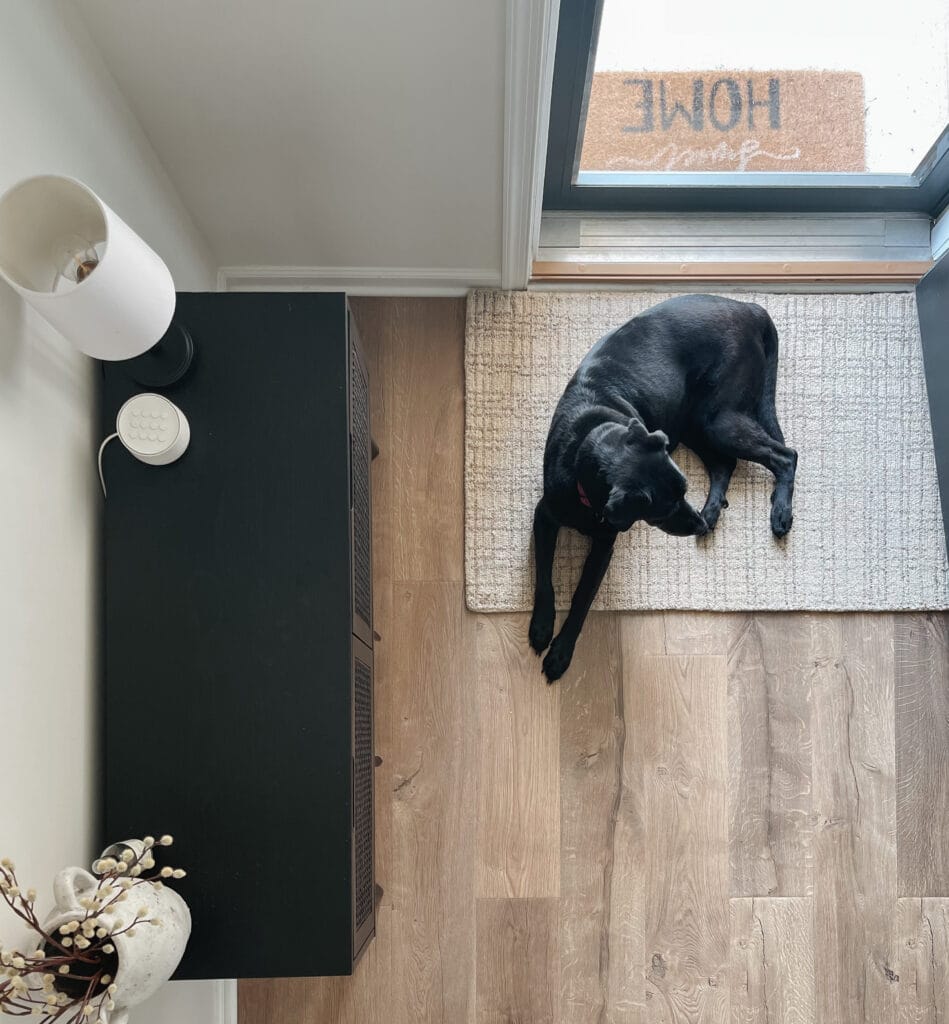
(588, 420, 708, 536)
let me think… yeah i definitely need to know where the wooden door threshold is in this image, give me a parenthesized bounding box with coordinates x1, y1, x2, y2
(531, 259, 932, 285)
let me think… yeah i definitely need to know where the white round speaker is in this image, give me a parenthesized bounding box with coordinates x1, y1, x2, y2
(116, 393, 190, 466)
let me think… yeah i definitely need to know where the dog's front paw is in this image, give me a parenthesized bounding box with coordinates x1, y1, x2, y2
(700, 499, 728, 532)
(542, 637, 575, 683)
(701, 509, 720, 532)
(529, 606, 555, 653)
(771, 502, 793, 538)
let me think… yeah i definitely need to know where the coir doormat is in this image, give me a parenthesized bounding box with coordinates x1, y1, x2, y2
(464, 290, 949, 612)
(579, 70, 865, 173)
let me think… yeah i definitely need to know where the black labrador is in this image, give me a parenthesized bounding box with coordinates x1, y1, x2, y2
(529, 294, 797, 682)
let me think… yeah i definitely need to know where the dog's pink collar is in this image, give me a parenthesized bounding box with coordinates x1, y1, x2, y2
(577, 480, 592, 508)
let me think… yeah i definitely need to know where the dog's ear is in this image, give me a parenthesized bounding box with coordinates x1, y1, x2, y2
(648, 429, 670, 451)
(626, 420, 669, 452)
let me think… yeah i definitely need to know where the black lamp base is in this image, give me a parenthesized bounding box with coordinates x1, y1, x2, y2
(120, 321, 194, 388)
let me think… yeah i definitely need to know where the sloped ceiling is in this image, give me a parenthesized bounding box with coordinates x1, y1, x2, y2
(75, 0, 506, 276)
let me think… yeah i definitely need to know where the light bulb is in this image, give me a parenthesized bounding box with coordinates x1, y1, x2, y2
(50, 233, 101, 290)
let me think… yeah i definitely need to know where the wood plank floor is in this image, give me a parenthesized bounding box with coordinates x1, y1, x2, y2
(239, 297, 949, 1024)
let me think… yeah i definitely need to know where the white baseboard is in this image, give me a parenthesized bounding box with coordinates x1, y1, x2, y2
(131, 979, 237, 1024)
(217, 265, 501, 296)
(214, 979, 238, 1024)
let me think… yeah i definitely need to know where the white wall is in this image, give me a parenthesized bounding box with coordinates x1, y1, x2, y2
(0, 1, 217, 1019)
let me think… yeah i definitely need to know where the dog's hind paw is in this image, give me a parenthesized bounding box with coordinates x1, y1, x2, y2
(528, 610, 554, 654)
(771, 503, 793, 538)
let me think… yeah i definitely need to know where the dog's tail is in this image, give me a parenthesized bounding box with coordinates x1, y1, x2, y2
(756, 309, 785, 445)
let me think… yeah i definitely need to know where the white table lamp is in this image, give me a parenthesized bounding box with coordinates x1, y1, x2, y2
(0, 175, 190, 381)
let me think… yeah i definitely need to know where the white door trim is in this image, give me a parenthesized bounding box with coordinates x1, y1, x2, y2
(501, 0, 561, 290)
(933, 206, 949, 261)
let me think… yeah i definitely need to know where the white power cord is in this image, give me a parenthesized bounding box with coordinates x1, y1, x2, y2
(98, 433, 118, 498)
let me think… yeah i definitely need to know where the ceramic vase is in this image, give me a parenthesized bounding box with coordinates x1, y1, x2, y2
(41, 840, 191, 1024)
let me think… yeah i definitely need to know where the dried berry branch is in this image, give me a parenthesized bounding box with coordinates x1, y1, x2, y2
(0, 836, 186, 1024)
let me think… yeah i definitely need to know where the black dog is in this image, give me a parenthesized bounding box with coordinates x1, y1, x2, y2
(529, 294, 797, 682)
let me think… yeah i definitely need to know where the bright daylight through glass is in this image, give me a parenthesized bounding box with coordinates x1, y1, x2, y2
(579, 0, 949, 175)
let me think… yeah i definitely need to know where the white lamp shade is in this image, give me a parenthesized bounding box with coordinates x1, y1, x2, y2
(0, 175, 176, 360)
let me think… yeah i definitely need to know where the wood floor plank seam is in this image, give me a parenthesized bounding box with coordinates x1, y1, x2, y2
(727, 614, 814, 899)
(811, 615, 898, 1024)
(561, 616, 635, 1024)
(896, 614, 949, 897)
(634, 652, 730, 1023)
(475, 614, 561, 899)
(730, 896, 815, 1024)
(598, 628, 626, 1021)
(476, 898, 560, 1024)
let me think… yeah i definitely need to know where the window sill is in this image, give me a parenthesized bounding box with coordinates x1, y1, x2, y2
(531, 259, 932, 285)
(534, 211, 934, 285)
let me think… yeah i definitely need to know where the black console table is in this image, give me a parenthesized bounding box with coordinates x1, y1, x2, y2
(98, 292, 375, 978)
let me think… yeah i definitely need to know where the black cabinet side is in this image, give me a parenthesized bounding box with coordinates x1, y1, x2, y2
(917, 255, 949, 543)
(100, 292, 357, 978)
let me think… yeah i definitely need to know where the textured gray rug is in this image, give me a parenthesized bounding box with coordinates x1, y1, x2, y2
(464, 289, 949, 612)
